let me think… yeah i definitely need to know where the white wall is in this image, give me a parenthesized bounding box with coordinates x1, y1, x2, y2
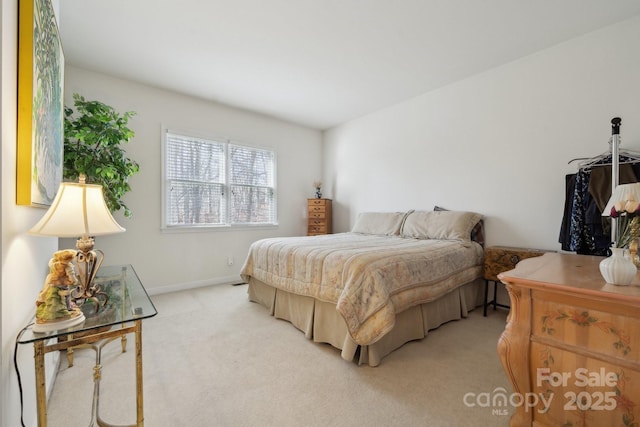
(324, 15, 640, 251)
(2, 2, 62, 426)
(63, 67, 323, 293)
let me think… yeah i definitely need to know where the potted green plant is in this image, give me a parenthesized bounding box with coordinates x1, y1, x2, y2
(63, 94, 140, 217)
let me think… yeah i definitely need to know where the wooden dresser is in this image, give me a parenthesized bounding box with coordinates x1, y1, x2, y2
(307, 198, 332, 236)
(498, 253, 640, 427)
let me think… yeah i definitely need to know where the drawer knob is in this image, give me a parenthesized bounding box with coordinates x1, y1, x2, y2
(510, 255, 520, 264)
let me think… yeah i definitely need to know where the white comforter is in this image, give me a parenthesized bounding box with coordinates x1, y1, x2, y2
(240, 233, 484, 345)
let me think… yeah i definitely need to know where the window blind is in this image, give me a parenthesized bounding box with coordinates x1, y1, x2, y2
(164, 131, 276, 228)
(229, 144, 275, 224)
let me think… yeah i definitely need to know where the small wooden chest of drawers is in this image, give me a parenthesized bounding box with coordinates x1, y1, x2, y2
(307, 198, 332, 236)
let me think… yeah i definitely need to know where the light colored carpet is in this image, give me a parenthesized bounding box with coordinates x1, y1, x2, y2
(46, 283, 512, 426)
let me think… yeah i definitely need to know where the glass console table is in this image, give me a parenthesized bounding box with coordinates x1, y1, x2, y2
(17, 265, 157, 427)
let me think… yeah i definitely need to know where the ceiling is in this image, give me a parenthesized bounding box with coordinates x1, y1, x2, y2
(59, 1, 640, 130)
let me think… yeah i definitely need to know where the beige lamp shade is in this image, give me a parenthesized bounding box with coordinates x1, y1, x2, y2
(29, 181, 125, 237)
(602, 182, 640, 217)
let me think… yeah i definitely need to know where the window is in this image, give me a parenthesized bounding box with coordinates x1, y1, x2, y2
(164, 131, 276, 228)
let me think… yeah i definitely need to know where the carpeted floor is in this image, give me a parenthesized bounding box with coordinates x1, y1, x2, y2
(47, 283, 512, 426)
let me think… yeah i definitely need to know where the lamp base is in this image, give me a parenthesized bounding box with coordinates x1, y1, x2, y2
(33, 310, 85, 333)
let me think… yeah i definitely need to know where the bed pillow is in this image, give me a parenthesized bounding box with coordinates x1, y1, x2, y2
(351, 211, 409, 236)
(435, 205, 485, 245)
(401, 210, 483, 241)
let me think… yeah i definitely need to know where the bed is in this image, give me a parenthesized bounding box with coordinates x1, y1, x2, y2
(240, 209, 486, 366)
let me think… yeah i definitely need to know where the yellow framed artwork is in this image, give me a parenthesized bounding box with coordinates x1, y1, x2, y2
(17, 0, 64, 207)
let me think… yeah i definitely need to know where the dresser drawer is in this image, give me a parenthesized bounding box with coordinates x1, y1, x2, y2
(308, 225, 328, 234)
(308, 205, 327, 214)
(309, 211, 326, 219)
(528, 342, 640, 427)
(308, 199, 328, 207)
(484, 246, 550, 281)
(532, 297, 640, 362)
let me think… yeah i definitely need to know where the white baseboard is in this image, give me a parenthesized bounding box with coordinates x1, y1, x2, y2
(146, 274, 244, 296)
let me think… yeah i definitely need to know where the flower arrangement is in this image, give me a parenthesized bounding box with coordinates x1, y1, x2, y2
(609, 196, 640, 248)
(313, 181, 322, 199)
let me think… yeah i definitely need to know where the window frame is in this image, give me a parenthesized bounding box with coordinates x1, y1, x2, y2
(161, 128, 278, 231)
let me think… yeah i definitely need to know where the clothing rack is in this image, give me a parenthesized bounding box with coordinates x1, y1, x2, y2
(560, 117, 635, 254)
(611, 117, 622, 243)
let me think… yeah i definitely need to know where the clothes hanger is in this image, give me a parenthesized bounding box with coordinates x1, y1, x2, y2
(567, 137, 640, 170)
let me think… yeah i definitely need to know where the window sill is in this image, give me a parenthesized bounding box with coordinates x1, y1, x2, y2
(160, 223, 279, 233)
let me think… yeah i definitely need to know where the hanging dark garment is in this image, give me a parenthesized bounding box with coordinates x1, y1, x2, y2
(568, 169, 600, 254)
(559, 174, 576, 251)
(588, 164, 637, 213)
(559, 163, 640, 255)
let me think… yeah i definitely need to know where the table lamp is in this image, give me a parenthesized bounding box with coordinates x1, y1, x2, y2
(602, 182, 640, 244)
(29, 174, 125, 332)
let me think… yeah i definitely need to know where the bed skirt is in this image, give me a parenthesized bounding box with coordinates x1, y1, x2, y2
(246, 277, 484, 366)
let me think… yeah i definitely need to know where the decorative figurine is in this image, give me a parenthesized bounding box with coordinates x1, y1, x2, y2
(34, 249, 85, 332)
(313, 181, 322, 199)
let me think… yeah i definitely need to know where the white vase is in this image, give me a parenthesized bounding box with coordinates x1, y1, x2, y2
(599, 247, 637, 286)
